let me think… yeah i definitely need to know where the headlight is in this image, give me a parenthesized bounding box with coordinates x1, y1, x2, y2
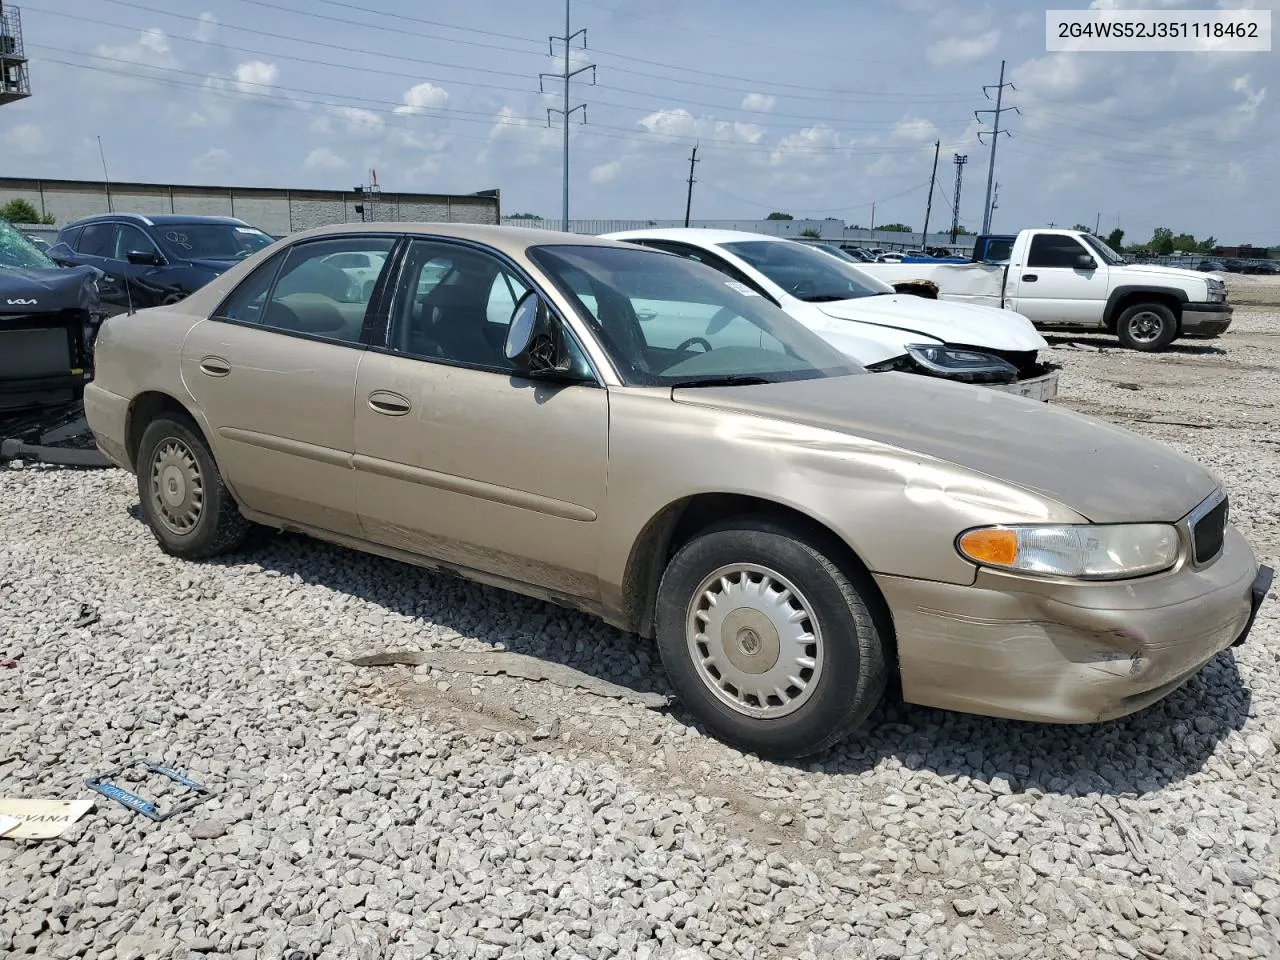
(904, 343, 1019, 384)
(1206, 278, 1227, 302)
(957, 524, 1179, 580)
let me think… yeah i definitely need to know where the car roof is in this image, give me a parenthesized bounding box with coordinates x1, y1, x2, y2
(601, 227, 794, 247)
(62, 213, 259, 229)
(279, 221, 636, 258)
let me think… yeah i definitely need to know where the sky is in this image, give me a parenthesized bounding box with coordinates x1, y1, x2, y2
(2, 0, 1277, 245)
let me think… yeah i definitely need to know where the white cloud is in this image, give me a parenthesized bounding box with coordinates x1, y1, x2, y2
(637, 108, 764, 144)
(192, 147, 232, 175)
(393, 82, 450, 115)
(304, 147, 347, 171)
(891, 116, 940, 142)
(741, 93, 777, 112)
(96, 28, 177, 69)
(589, 160, 622, 184)
(233, 61, 279, 94)
(927, 30, 1000, 67)
(194, 13, 218, 43)
(8, 123, 48, 155)
(318, 106, 384, 138)
(769, 125, 849, 166)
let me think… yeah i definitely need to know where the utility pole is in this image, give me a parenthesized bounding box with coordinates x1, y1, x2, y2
(539, 0, 595, 232)
(870, 202, 876, 232)
(988, 181, 999, 230)
(96, 135, 113, 213)
(975, 59, 1017, 236)
(920, 139, 939, 250)
(683, 143, 699, 227)
(1094, 211, 1101, 235)
(950, 153, 968, 244)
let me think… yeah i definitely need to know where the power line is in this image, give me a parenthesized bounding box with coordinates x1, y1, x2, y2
(26, 6, 973, 134)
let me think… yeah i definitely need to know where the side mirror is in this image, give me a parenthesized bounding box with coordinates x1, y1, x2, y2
(126, 250, 164, 266)
(505, 291, 571, 376)
(1074, 254, 1097, 269)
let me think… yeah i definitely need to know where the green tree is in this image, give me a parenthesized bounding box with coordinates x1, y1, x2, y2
(1071, 223, 1093, 234)
(878, 223, 914, 233)
(506, 212, 543, 220)
(0, 198, 42, 223)
(798, 228, 821, 238)
(1150, 227, 1175, 255)
(1106, 228, 1125, 249)
(1170, 233, 1198, 253)
(765, 212, 794, 220)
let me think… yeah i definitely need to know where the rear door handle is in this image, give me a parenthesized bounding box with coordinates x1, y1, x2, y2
(368, 390, 411, 416)
(1022, 274, 1038, 282)
(199, 356, 231, 377)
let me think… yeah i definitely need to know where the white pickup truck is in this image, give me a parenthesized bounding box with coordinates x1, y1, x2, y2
(856, 228, 1233, 351)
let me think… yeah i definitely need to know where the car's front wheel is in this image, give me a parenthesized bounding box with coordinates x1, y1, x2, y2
(654, 519, 887, 759)
(136, 415, 251, 560)
(1115, 302, 1178, 351)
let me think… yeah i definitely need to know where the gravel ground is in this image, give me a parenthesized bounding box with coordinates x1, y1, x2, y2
(2, 296, 1278, 960)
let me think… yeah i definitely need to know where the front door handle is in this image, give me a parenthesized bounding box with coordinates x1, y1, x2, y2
(1022, 274, 1038, 282)
(368, 390, 411, 416)
(199, 356, 231, 377)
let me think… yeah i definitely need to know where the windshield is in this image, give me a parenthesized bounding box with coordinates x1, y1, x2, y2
(719, 240, 894, 302)
(528, 244, 862, 387)
(155, 222, 274, 261)
(0, 220, 58, 270)
(1080, 233, 1126, 266)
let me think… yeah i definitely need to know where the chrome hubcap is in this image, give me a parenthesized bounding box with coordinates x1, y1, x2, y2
(150, 439, 204, 535)
(1128, 312, 1163, 343)
(686, 563, 823, 719)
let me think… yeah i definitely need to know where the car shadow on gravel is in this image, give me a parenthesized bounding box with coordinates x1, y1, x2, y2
(129, 511, 1251, 799)
(1043, 333, 1227, 356)
(191, 527, 678, 704)
(806, 651, 1251, 798)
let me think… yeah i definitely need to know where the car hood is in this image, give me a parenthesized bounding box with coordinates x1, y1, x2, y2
(672, 373, 1218, 523)
(1118, 264, 1209, 287)
(813, 294, 1047, 351)
(0, 264, 103, 317)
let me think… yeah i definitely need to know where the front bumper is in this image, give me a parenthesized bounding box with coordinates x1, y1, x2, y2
(988, 367, 1059, 402)
(875, 524, 1268, 724)
(1182, 301, 1233, 338)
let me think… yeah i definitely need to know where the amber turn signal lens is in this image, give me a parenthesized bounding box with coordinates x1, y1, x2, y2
(958, 528, 1018, 567)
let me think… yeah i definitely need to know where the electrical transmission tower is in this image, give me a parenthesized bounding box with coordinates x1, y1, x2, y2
(975, 59, 1017, 235)
(950, 154, 968, 244)
(539, 0, 595, 232)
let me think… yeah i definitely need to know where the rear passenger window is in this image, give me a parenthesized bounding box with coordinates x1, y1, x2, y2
(77, 223, 117, 258)
(213, 251, 287, 325)
(261, 237, 397, 345)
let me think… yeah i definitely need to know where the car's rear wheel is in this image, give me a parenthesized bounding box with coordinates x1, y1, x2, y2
(654, 519, 886, 759)
(1115, 302, 1178, 351)
(136, 415, 251, 559)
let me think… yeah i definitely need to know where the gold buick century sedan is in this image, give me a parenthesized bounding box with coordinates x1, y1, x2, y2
(84, 224, 1273, 759)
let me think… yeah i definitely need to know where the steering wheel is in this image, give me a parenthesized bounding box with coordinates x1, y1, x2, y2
(676, 336, 713, 353)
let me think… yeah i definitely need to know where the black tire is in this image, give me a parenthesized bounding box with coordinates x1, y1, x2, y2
(1115, 302, 1178, 351)
(135, 415, 251, 559)
(654, 519, 887, 760)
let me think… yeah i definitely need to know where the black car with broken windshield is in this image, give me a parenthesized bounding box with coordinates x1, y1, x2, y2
(47, 213, 274, 316)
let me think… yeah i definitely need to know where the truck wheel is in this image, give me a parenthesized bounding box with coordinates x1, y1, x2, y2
(136, 415, 252, 559)
(1115, 303, 1178, 351)
(654, 519, 887, 760)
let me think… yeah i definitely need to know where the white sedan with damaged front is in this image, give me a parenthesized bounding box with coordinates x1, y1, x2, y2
(603, 228, 1060, 400)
